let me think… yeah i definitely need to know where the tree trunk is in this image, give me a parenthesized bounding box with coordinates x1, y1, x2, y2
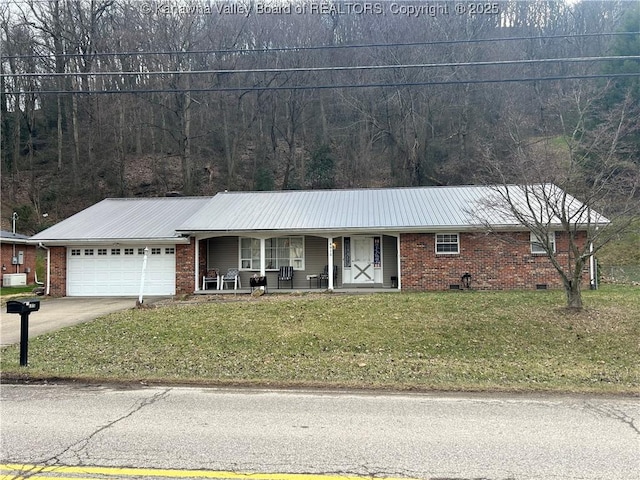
(57, 93, 63, 171)
(182, 90, 192, 194)
(564, 279, 583, 310)
(71, 91, 80, 187)
(117, 100, 126, 195)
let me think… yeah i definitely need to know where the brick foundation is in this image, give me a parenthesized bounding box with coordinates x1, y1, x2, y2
(400, 231, 588, 291)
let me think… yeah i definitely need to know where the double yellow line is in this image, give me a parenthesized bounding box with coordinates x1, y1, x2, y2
(1, 464, 421, 480)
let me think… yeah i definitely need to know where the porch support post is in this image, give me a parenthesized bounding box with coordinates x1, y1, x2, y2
(327, 236, 334, 291)
(396, 234, 402, 290)
(260, 238, 266, 291)
(260, 238, 266, 276)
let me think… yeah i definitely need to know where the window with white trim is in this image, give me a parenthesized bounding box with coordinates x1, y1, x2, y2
(240, 237, 305, 270)
(530, 232, 556, 254)
(240, 238, 261, 270)
(435, 233, 460, 254)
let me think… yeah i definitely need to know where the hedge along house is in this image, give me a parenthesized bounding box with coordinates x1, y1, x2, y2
(30, 185, 605, 297)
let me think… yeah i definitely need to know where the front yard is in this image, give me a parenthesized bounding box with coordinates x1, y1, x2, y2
(1, 287, 638, 394)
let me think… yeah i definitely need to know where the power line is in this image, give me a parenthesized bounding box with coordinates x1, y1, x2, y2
(12, 73, 638, 95)
(2, 55, 637, 79)
(1, 32, 637, 61)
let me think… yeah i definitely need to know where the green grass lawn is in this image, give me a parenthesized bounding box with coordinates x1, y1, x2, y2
(1, 287, 638, 394)
(0, 285, 39, 298)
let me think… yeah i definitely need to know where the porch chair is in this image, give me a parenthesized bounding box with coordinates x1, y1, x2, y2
(277, 266, 294, 289)
(319, 264, 338, 288)
(202, 268, 220, 290)
(221, 268, 241, 290)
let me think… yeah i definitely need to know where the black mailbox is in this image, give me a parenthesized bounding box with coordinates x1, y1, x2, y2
(7, 299, 40, 314)
(6, 299, 40, 367)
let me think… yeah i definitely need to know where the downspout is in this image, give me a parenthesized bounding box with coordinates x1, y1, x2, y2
(396, 234, 402, 290)
(260, 238, 266, 291)
(38, 243, 50, 296)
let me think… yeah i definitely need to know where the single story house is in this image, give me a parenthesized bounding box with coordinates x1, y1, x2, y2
(1, 230, 38, 287)
(29, 185, 604, 297)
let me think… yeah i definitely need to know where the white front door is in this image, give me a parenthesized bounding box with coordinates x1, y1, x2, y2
(352, 237, 374, 284)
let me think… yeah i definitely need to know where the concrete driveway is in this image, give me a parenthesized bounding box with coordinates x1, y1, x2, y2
(1, 297, 167, 346)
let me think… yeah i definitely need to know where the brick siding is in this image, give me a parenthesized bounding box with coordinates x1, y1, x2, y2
(1, 243, 37, 285)
(175, 238, 196, 295)
(48, 246, 67, 296)
(400, 231, 588, 291)
(43, 232, 591, 296)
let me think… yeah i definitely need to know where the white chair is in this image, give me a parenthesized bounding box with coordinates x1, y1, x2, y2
(221, 268, 241, 290)
(202, 268, 220, 290)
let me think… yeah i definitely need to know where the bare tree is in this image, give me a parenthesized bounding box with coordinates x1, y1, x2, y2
(474, 84, 639, 309)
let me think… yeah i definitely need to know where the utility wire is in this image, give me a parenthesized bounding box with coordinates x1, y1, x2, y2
(12, 73, 639, 95)
(1, 32, 638, 61)
(2, 55, 638, 78)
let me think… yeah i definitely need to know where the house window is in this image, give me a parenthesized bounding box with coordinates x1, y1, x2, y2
(240, 236, 305, 270)
(98, 249, 107, 256)
(531, 232, 556, 254)
(84, 249, 94, 256)
(436, 233, 460, 254)
(124, 248, 134, 255)
(111, 248, 121, 255)
(240, 238, 261, 270)
(151, 248, 162, 255)
(268, 236, 304, 270)
(71, 249, 81, 256)
(165, 247, 175, 255)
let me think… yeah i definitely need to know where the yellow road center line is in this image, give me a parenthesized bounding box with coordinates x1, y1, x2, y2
(0, 464, 422, 480)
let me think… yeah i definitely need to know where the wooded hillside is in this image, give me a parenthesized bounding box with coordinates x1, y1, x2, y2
(1, 0, 638, 234)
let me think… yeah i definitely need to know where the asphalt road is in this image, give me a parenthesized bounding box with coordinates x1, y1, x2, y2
(1, 385, 638, 480)
(0, 297, 166, 346)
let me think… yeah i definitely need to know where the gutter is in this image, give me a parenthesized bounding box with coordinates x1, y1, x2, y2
(176, 222, 609, 238)
(27, 237, 192, 246)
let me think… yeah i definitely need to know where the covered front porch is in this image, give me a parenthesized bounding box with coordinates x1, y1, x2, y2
(194, 233, 401, 293)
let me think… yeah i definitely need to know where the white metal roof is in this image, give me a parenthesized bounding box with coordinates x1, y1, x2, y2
(178, 185, 587, 234)
(30, 185, 607, 243)
(30, 197, 213, 243)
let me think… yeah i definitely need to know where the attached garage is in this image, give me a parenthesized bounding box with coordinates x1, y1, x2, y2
(67, 245, 176, 296)
(31, 196, 213, 297)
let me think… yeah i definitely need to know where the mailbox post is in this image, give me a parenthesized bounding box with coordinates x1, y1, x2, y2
(6, 299, 40, 366)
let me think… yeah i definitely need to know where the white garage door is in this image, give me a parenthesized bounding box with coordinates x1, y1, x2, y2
(67, 246, 176, 296)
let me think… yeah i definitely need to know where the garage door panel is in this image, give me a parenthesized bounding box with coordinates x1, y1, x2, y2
(67, 246, 176, 296)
